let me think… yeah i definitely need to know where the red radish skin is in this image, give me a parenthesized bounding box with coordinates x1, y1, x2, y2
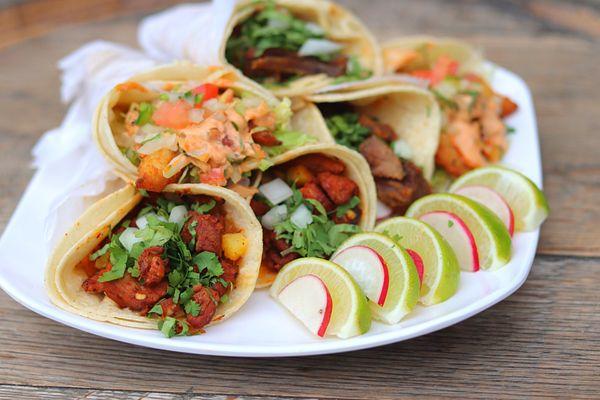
(406, 249, 424, 287)
(420, 211, 480, 272)
(332, 245, 390, 306)
(318, 284, 333, 337)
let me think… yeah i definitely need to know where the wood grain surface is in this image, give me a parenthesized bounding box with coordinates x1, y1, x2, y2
(0, 0, 599, 399)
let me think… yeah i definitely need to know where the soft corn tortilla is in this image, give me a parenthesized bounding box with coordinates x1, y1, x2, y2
(382, 36, 486, 77)
(45, 184, 263, 329)
(256, 143, 377, 287)
(93, 61, 332, 185)
(219, 0, 383, 98)
(306, 80, 441, 180)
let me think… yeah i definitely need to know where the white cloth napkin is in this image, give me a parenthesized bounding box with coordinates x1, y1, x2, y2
(32, 41, 157, 251)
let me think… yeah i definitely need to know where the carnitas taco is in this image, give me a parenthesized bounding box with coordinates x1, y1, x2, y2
(383, 36, 518, 178)
(237, 144, 376, 287)
(45, 184, 262, 337)
(222, 0, 383, 97)
(93, 62, 330, 193)
(307, 81, 441, 217)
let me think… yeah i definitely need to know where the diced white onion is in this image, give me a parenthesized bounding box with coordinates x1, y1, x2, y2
(135, 124, 164, 143)
(188, 108, 205, 123)
(298, 38, 343, 57)
(259, 178, 294, 205)
(203, 98, 227, 112)
(169, 205, 188, 227)
(138, 133, 177, 155)
(163, 153, 190, 178)
(290, 204, 313, 229)
(119, 227, 143, 252)
(392, 139, 413, 160)
(267, 18, 289, 30)
(376, 200, 392, 220)
(305, 22, 325, 35)
(241, 96, 262, 109)
(261, 205, 288, 230)
(136, 212, 166, 229)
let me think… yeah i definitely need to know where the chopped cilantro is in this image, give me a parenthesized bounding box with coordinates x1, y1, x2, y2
(190, 199, 216, 214)
(147, 303, 163, 316)
(506, 125, 516, 134)
(159, 93, 169, 101)
(333, 56, 372, 84)
(335, 196, 360, 218)
(138, 189, 149, 197)
(274, 186, 360, 258)
(158, 317, 178, 338)
(448, 220, 454, 228)
(220, 294, 229, 304)
(326, 113, 370, 151)
(135, 102, 154, 126)
(184, 300, 200, 317)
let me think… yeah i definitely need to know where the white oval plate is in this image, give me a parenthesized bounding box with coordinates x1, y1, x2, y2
(0, 65, 542, 357)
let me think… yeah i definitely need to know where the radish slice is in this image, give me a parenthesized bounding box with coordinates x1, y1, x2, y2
(277, 274, 333, 337)
(376, 200, 392, 220)
(331, 245, 389, 306)
(259, 178, 293, 205)
(419, 211, 480, 272)
(454, 185, 515, 236)
(406, 249, 424, 287)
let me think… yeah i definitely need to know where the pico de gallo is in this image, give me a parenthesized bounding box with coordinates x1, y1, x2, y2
(78, 192, 248, 337)
(385, 47, 519, 177)
(225, 0, 370, 86)
(111, 79, 313, 192)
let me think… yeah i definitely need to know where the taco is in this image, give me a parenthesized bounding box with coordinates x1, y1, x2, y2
(221, 0, 383, 97)
(45, 184, 263, 336)
(237, 143, 376, 287)
(93, 62, 330, 193)
(382, 36, 519, 178)
(307, 80, 441, 217)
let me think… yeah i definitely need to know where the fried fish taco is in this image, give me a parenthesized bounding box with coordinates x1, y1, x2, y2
(45, 184, 262, 336)
(93, 62, 330, 193)
(222, 0, 383, 97)
(383, 36, 519, 178)
(307, 80, 441, 217)
(237, 143, 376, 287)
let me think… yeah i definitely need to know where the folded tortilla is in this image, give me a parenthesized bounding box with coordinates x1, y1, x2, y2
(93, 61, 332, 186)
(219, 0, 383, 97)
(45, 183, 263, 329)
(306, 80, 441, 180)
(255, 143, 377, 287)
(382, 36, 486, 77)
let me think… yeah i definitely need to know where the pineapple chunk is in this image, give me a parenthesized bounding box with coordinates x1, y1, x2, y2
(222, 233, 248, 261)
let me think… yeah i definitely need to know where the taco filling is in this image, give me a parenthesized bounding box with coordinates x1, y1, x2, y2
(225, 0, 370, 85)
(246, 154, 362, 272)
(111, 79, 313, 192)
(78, 193, 248, 337)
(320, 103, 431, 215)
(385, 48, 518, 177)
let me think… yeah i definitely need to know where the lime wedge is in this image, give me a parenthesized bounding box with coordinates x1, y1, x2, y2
(449, 166, 549, 231)
(406, 194, 512, 270)
(270, 258, 371, 338)
(374, 217, 460, 306)
(331, 233, 420, 324)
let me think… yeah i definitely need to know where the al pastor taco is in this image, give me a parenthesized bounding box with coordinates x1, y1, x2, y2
(237, 144, 377, 287)
(307, 81, 441, 217)
(93, 62, 329, 193)
(221, 0, 383, 97)
(45, 184, 262, 336)
(383, 36, 519, 177)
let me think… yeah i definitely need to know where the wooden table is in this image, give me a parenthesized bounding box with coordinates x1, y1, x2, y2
(1, 0, 599, 398)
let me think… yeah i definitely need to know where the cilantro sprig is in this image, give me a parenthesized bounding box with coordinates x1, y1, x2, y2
(325, 113, 371, 151)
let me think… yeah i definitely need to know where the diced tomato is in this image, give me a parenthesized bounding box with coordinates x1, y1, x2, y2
(192, 84, 219, 108)
(500, 96, 518, 118)
(200, 167, 226, 186)
(152, 100, 191, 129)
(412, 55, 460, 86)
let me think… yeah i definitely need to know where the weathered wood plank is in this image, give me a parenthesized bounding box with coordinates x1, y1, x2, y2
(0, 385, 302, 400)
(1, 256, 598, 399)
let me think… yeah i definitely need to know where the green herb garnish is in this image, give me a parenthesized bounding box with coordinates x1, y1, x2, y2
(135, 102, 154, 126)
(326, 113, 370, 151)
